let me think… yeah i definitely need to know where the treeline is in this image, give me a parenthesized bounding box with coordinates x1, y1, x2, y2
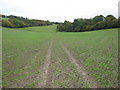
(57, 15, 120, 32)
(1, 15, 52, 28)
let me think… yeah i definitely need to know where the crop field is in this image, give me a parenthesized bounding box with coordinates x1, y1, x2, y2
(2, 25, 118, 88)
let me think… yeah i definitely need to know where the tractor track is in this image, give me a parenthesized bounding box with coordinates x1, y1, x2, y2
(36, 40, 53, 88)
(59, 40, 99, 88)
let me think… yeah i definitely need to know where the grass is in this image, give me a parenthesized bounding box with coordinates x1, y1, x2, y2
(2, 25, 118, 88)
(2, 27, 54, 87)
(58, 28, 118, 87)
(46, 40, 89, 88)
(2, 18, 9, 20)
(17, 24, 57, 33)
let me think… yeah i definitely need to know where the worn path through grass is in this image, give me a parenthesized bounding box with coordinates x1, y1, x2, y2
(37, 40, 53, 88)
(59, 40, 99, 88)
(41, 37, 99, 88)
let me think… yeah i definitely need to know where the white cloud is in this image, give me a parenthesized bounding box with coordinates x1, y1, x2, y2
(0, 0, 119, 22)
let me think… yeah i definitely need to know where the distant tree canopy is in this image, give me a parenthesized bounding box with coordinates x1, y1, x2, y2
(1, 15, 52, 28)
(57, 15, 120, 32)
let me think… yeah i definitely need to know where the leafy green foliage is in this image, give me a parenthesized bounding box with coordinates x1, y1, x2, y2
(57, 21, 73, 32)
(57, 15, 119, 32)
(1, 15, 52, 28)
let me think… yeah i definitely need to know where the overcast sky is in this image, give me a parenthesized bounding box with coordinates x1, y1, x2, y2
(0, 0, 119, 22)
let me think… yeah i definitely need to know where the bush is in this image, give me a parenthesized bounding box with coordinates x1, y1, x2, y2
(2, 19, 15, 27)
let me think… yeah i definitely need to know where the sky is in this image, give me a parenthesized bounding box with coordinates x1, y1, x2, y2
(0, 0, 119, 22)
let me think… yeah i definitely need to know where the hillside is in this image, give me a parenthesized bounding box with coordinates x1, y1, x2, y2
(2, 24, 57, 33)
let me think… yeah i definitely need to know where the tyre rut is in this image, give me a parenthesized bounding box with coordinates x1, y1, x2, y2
(59, 41, 99, 88)
(37, 40, 53, 88)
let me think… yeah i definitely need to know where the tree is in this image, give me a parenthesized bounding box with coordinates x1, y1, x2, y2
(105, 15, 116, 21)
(9, 18, 25, 27)
(57, 15, 118, 32)
(64, 21, 73, 32)
(57, 24, 65, 32)
(2, 15, 6, 18)
(93, 15, 105, 23)
(2, 19, 14, 27)
(2, 14, 52, 28)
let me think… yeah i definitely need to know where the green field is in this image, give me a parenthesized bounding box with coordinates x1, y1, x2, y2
(17, 24, 57, 32)
(2, 25, 118, 88)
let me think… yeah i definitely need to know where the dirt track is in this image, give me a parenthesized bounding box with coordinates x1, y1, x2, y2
(37, 40, 53, 88)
